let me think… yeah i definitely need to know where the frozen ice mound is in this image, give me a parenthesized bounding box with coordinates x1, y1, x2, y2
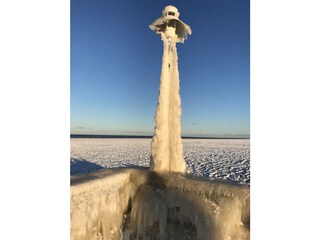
(71, 168, 250, 240)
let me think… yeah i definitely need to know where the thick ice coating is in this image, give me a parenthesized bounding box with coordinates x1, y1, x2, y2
(149, 5, 192, 43)
(150, 6, 191, 173)
(70, 169, 250, 240)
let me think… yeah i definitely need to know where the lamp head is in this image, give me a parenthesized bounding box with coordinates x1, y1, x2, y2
(149, 5, 192, 43)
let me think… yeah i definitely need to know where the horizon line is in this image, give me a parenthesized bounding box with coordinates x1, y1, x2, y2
(70, 134, 250, 140)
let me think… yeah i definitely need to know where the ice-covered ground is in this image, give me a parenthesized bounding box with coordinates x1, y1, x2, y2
(70, 138, 250, 185)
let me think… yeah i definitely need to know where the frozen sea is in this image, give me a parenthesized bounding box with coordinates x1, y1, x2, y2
(70, 138, 250, 185)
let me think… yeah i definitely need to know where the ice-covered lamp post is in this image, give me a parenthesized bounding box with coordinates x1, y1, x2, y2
(70, 6, 250, 240)
(149, 6, 192, 173)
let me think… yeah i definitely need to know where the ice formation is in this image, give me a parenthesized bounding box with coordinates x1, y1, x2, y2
(70, 6, 250, 240)
(150, 6, 192, 173)
(71, 169, 250, 240)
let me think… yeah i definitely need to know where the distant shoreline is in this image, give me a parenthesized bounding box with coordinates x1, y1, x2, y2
(70, 134, 250, 140)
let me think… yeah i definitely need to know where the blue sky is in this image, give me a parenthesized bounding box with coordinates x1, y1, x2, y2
(71, 0, 250, 137)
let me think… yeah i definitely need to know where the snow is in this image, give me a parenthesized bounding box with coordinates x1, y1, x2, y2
(70, 138, 250, 185)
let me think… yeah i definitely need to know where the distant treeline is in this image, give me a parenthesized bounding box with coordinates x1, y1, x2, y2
(70, 134, 249, 140)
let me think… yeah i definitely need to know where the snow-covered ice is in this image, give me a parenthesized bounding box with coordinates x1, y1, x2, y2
(70, 138, 250, 185)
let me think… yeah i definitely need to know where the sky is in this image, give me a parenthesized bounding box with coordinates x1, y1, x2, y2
(71, 0, 250, 137)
